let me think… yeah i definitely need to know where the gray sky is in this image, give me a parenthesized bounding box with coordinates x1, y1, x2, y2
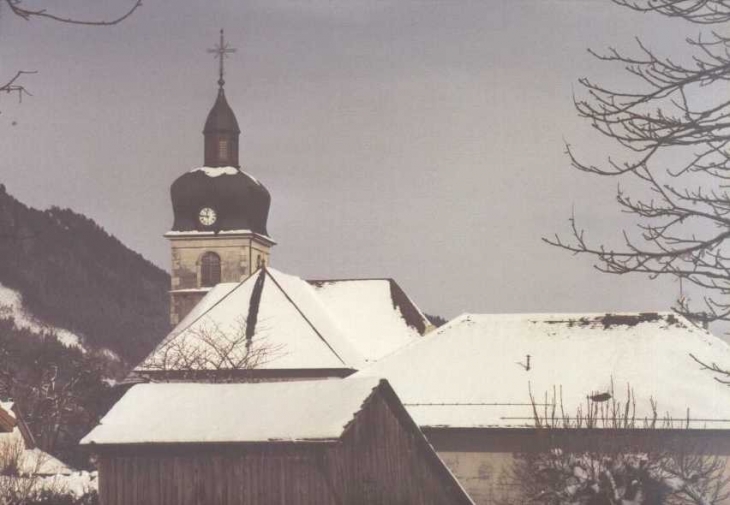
(0, 0, 689, 320)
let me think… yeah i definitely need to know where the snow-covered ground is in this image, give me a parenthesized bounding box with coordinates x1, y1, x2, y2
(0, 471, 97, 499)
(0, 401, 96, 498)
(0, 282, 83, 349)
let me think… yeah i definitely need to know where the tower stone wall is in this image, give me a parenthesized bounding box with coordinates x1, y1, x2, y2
(167, 232, 272, 324)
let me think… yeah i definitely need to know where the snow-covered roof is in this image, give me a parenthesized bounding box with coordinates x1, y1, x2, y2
(310, 279, 430, 362)
(137, 267, 428, 374)
(0, 403, 72, 476)
(356, 312, 730, 430)
(0, 400, 15, 421)
(22, 448, 73, 476)
(189, 167, 261, 186)
(81, 378, 381, 444)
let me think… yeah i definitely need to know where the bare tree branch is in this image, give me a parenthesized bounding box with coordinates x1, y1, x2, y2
(0, 1, 141, 115)
(548, 1, 730, 329)
(500, 383, 730, 505)
(139, 316, 284, 382)
(4, 0, 142, 26)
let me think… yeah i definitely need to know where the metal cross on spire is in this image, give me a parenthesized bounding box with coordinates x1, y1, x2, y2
(207, 29, 236, 88)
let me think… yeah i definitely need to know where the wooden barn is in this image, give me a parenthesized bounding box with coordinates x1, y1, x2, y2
(81, 378, 473, 505)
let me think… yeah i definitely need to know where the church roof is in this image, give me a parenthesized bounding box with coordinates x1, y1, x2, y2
(81, 378, 381, 444)
(136, 267, 429, 376)
(309, 278, 430, 361)
(355, 312, 730, 430)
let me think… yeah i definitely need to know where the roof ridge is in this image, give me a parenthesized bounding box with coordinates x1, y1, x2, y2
(307, 277, 394, 284)
(264, 269, 351, 367)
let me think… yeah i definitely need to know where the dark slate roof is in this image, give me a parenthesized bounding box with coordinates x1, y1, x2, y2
(203, 87, 240, 134)
(169, 167, 271, 235)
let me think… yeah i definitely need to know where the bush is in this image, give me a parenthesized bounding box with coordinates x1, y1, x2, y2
(24, 488, 98, 505)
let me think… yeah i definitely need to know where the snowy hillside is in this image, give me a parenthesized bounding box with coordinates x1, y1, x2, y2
(0, 187, 170, 362)
(0, 282, 83, 349)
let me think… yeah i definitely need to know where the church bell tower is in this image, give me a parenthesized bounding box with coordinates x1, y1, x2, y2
(166, 30, 275, 325)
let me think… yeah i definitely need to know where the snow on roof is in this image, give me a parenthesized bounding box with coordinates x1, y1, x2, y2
(81, 378, 381, 444)
(164, 230, 276, 243)
(0, 401, 16, 435)
(137, 268, 429, 374)
(189, 166, 238, 177)
(0, 401, 15, 420)
(0, 282, 83, 349)
(309, 279, 429, 362)
(136, 268, 364, 372)
(189, 166, 262, 187)
(169, 283, 237, 335)
(0, 415, 72, 476)
(23, 448, 73, 476)
(356, 312, 730, 429)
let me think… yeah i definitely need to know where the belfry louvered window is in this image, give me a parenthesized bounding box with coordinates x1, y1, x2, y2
(200, 252, 221, 287)
(218, 139, 229, 162)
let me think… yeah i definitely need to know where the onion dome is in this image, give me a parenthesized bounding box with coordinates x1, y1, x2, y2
(170, 166, 271, 235)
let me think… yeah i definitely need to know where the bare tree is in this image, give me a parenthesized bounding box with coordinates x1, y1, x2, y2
(139, 316, 283, 382)
(544, 0, 730, 327)
(1, 0, 141, 109)
(500, 383, 730, 505)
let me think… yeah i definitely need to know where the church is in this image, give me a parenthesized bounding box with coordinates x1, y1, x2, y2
(83, 32, 730, 505)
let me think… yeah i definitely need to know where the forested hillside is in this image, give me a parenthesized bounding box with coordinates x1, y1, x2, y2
(0, 186, 170, 464)
(0, 186, 169, 363)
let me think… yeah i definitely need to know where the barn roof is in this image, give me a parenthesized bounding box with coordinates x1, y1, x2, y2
(136, 267, 429, 375)
(356, 312, 730, 430)
(81, 378, 382, 444)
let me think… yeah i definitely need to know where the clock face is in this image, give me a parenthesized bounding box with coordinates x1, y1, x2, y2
(198, 207, 217, 226)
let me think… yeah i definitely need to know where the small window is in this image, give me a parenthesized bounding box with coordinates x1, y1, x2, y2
(218, 139, 228, 161)
(200, 252, 221, 287)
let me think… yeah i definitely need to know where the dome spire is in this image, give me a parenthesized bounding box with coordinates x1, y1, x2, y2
(207, 28, 236, 89)
(203, 29, 240, 168)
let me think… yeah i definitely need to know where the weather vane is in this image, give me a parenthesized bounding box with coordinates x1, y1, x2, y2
(207, 29, 236, 88)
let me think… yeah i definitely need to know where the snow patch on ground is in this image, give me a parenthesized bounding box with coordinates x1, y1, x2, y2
(0, 282, 83, 350)
(99, 348, 120, 362)
(0, 472, 97, 499)
(37, 471, 98, 498)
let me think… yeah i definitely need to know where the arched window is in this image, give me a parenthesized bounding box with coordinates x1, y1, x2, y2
(200, 252, 221, 287)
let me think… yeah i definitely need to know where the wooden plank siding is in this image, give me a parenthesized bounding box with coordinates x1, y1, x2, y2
(94, 383, 473, 505)
(328, 391, 470, 504)
(99, 446, 338, 505)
